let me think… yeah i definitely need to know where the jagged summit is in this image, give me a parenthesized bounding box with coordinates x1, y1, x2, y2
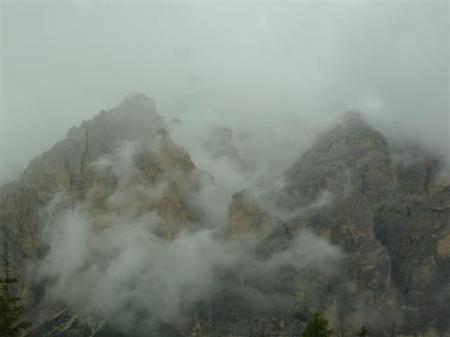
(22, 94, 164, 192)
(67, 93, 161, 139)
(284, 110, 446, 208)
(338, 110, 368, 125)
(285, 111, 393, 205)
(0, 94, 198, 305)
(118, 92, 156, 110)
(1, 98, 449, 337)
(279, 111, 450, 336)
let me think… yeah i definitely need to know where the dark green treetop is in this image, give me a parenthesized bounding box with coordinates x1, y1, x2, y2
(358, 326, 368, 337)
(301, 311, 333, 337)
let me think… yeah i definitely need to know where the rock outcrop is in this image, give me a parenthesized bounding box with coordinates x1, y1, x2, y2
(0, 93, 198, 323)
(1, 103, 449, 337)
(280, 112, 450, 336)
(202, 126, 249, 171)
(229, 189, 270, 237)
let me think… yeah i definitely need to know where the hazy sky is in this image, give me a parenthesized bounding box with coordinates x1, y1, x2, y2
(0, 0, 449, 184)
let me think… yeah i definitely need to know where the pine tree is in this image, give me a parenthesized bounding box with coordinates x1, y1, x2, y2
(190, 320, 209, 337)
(0, 242, 31, 337)
(358, 326, 368, 337)
(301, 311, 333, 337)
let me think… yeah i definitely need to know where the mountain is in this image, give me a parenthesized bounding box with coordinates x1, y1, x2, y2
(0, 93, 197, 321)
(280, 112, 450, 335)
(0, 96, 448, 337)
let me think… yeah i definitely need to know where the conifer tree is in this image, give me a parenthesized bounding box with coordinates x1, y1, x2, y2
(358, 326, 368, 337)
(0, 242, 31, 337)
(301, 311, 333, 337)
(190, 320, 209, 337)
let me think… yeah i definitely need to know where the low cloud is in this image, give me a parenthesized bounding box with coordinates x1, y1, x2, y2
(1, 1, 448, 184)
(35, 140, 343, 333)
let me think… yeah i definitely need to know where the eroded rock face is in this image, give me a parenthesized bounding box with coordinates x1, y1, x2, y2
(0, 94, 198, 323)
(281, 112, 450, 336)
(2, 104, 449, 337)
(21, 94, 163, 195)
(437, 230, 450, 258)
(202, 126, 249, 171)
(229, 189, 271, 237)
(374, 187, 450, 334)
(285, 112, 398, 207)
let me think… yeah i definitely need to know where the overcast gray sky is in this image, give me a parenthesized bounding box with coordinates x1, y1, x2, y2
(0, 0, 449, 185)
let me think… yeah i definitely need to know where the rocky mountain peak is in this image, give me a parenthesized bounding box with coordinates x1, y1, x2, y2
(284, 112, 395, 207)
(277, 111, 450, 336)
(117, 92, 157, 115)
(0, 94, 195, 263)
(1, 97, 449, 337)
(338, 110, 368, 126)
(22, 94, 164, 193)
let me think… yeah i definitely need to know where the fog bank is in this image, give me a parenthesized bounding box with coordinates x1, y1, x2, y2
(1, 1, 448, 184)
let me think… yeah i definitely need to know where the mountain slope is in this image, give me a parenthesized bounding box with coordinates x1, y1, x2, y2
(0, 100, 449, 337)
(280, 112, 450, 335)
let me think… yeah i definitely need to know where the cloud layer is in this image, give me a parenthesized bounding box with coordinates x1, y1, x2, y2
(1, 1, 448, 184)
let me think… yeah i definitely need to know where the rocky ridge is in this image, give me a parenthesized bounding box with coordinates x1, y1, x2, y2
(280, 112, 449, 336)
(0, 98, 449, 337)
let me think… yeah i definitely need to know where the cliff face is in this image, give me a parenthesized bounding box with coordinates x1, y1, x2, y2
(22, 94, 163, 194)
(280, 112, 450, 336)
(1, 94, 164, 252)
(1, 100, 449, 337)
(374, 187, 450, 333)
(229, 189, 271, 237)
(0, 94, 197, 316)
